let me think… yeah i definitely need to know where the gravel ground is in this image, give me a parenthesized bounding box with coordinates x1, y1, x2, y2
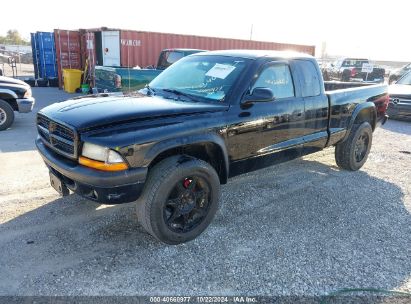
(0, 88, 410, 296)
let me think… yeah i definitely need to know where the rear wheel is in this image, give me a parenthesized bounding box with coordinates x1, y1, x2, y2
(137, 156, 221, 244)
(0, 99, 15, 131)
(335, 122, 373, 171)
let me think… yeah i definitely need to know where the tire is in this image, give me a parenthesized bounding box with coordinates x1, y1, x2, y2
(0, 99, 15, 131)
(137, 155, 221, 245)
(335, 122, 373, 171)
(323, 70, 330, 81)
(341, 70, 350, 82)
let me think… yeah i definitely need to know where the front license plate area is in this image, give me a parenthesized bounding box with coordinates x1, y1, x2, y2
(49, 172, 69, 196)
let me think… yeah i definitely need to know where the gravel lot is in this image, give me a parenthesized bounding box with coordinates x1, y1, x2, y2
(0, 88, 410, 296)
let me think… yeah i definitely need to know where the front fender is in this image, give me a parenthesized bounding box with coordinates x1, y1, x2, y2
(144, 133, 229, 179)
(0, 89, 18, 99)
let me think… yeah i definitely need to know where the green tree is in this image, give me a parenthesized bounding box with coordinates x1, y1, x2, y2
(0, 29, 30, 45)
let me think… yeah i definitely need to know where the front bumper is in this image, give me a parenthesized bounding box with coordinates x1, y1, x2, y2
(17, 97, 35, 113)
(36, 138, 147, 204)
(386, 104, 411, 120)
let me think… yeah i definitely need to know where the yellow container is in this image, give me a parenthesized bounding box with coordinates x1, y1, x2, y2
(63, 69, 83, 93)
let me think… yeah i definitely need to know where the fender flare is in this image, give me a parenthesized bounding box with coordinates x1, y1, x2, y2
(342, 102, 376, 142)
(144, 133, 229, 182)
(0, 89, 18, 99)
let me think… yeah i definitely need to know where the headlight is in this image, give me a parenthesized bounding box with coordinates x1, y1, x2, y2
(24, 87, 32, 98)
(79, 142, 128, 171)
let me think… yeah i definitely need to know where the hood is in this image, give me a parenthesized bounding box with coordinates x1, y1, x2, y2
(40, 94, 228, 130)
(0, 76, 29, 87)
(388, 84, 411, 97)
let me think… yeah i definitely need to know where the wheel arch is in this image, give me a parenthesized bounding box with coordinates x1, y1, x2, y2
(0, 89, 18, 111)
(342, 102, 376, 142)
(0, 89, 18, 99)
(144, 134, 229, 184)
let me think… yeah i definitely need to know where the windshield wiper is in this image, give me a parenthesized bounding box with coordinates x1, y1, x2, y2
(160, 88, 200, 102)
(145, 85, 156, 96)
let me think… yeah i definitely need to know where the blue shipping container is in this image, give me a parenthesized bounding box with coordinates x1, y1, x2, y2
(30, 32, 58, 79)
(30, 33, 39, 79)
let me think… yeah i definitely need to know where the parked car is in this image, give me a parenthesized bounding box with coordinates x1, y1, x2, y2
(387, 71, 411, 120)
(36, 50, 389, 244)
(94, 48, 205, 93)
(322, 58, 385, 83)
(0, 76, 35, 130)
(388, 63, 411, 84)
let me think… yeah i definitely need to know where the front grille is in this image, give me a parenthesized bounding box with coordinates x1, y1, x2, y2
(37, 114, 78, 159)
(389, 95, 411, 105)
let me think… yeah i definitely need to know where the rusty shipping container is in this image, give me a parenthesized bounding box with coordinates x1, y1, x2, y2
(54, 28, 315, 89)
(54, 29, 82, 88)
(80, 30, 97, 86)
(120, 30, 315, 68)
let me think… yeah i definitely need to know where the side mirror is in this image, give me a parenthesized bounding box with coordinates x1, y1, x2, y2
(243, 87, 274, 104)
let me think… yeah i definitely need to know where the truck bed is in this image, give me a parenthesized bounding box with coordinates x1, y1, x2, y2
(325, 81, 389, 144)
(94, 66, 162, 93)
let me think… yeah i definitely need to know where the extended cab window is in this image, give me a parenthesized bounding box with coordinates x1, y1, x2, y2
(298, 60, 321, 97)
(157, 51, 184, 69)
(252, 63, 294, 99)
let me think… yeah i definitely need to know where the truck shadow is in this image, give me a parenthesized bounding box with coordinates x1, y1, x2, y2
(0, 159, 410, 295)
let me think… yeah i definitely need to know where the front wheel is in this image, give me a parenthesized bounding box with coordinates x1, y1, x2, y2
(335, 122, 373, 171)
(0, 99, 15, 131)
(137, 156, 221, 244)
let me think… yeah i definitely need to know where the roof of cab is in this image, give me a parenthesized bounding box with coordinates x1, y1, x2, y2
(193, 49, 314, 60)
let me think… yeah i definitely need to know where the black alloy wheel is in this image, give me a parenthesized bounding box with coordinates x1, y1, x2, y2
(164, 176, 211, 233)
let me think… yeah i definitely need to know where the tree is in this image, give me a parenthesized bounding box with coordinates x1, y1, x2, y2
(0, 29, 30, 45)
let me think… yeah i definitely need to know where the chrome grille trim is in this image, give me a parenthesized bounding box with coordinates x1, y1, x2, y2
(36, 114, 78, 159)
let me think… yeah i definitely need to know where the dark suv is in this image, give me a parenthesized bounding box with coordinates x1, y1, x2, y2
(0, 76, 35, 130)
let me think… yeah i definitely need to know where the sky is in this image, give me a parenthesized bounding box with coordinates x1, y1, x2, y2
(1, 0, 409, 61)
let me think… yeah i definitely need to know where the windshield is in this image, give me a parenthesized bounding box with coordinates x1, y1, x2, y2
(149, 55, 249, 102)
(396, 72, 411, 85)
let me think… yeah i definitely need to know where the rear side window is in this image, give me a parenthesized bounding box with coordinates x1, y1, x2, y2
(252, 63, 294, 99)
(298, 60, 321, 97)
(157, 51, 184, 69)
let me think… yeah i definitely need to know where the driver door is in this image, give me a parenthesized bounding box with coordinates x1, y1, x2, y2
(227, 61, 305, 174)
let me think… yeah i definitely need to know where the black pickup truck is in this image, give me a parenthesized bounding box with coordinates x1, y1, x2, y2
(0, 76, 35, 130)
(36, 50, 389, 244)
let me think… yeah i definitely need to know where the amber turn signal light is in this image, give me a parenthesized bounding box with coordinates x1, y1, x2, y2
(79, 156, 128, 171)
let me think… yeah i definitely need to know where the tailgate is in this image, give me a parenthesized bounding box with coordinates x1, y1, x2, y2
(94, 66, 120, 93)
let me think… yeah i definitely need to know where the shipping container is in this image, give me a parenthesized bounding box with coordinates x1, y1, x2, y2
(30, 32, 58, 79)
(100, 31, 121, 66)
(54, 29, 82, 88)
(54, 27, 315, 90)
(119, 30, 316, 68)
(80, 31, 97, 86)
(30, 33, 39, 79)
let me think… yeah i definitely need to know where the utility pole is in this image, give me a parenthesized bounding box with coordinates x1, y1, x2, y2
(250, 24, 253, 40)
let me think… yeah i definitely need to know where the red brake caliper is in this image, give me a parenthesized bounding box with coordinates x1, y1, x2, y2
(183, 178, 191, 189)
